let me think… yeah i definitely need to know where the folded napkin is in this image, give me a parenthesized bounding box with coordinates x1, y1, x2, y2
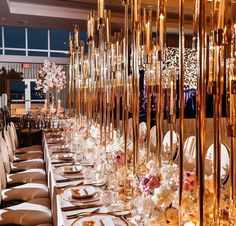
(63, 166, 82, 174)
(46, 135, 62, 139)
(71, 187, 95, 199)
(58, 154, 73, 161)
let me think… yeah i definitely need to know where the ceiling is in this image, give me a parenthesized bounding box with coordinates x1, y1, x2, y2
(0, 0, 194, 33)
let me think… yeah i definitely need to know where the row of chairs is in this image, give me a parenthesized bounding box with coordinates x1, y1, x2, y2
(0, 122, 52, 225)
(131, 120, 230, 184)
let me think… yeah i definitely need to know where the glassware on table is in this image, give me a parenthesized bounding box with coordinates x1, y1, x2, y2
(74, 152, 84, 163)
(83, 167, 95, 181)
(100, 190, 114, 207)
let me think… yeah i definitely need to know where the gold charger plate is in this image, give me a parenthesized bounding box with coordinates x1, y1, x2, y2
(54, 165, 83, 178)
(60, 185, 102, 203)
(71, 213, 129, 226)
(51, 152, 74, 161)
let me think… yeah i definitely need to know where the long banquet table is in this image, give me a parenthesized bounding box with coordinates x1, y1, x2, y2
(43, 130, 132, 226)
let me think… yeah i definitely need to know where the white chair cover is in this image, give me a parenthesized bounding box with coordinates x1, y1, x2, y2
(128, 118, 133, 139)
(183, 136, 196, 171)
(0, 198, 52, 225)
(1, 93, 7, 108)
(139, 122, 147, 144)
(205, 143, 230, 184)
(150, 126, 156, 153)
(162, 130, 179, 159)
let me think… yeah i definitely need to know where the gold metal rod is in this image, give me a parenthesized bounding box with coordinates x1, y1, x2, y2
(213, 45, 223, 224)
(178, 0, 185, 221)
(196, 0, 206, 224)
(146, 68, 151, 162)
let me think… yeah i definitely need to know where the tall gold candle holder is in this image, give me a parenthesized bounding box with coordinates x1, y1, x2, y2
(165, 69, 177, 163)
(194, 0, 206, 224)
(143, 7, 153, 163)
(68, 34, 74, 116)
(155, 0, 166, 166)
(131, 0, 141, 174)
(178, 0, 185, 223)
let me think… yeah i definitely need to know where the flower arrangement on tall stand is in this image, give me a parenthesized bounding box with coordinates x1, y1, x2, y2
(36, 60, 67, 114)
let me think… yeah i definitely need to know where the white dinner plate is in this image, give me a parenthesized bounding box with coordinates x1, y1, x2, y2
(51, 152, 74, 161)
(54, 165, 83, 178)
(61, 185, 102, 203)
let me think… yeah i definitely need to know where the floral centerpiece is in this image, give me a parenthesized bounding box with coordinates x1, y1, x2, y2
(36, 60, 67, 113)
(130, 161, 179, 225)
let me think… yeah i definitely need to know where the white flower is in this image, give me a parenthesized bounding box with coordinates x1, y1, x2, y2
(152, 185, 173, 210)
(36, 60, 67, 93)
(146, 160, 160, 175)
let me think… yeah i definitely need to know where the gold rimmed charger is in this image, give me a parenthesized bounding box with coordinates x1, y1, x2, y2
(51, 152, 75, 161)
(60, 185, 103, 203)
(71, 213, 129, 226)
(54, 165, 83, 179)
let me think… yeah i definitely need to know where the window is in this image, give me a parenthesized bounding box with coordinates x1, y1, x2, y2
(10, 80, 25, 102)
(5, 50, 26, 55)
(1, 26, 72, 57)
(30, 81, 45, 101)
(80, 32, 88, 52)
(28, 28, 48, 49)
(50, 52, 68, 58)
(50, 29, 69, 51)
(28, 51, 48, 57)
(4, 26, 25, 48)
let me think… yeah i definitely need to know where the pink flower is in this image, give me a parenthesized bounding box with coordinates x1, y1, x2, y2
(113, 150, 125, 167)
(182, 171, 195, 191)
(139, 174, 160, 195)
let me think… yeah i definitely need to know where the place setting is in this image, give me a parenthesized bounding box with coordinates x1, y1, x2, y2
(54, 165, 84, 182)
(60, 184, 131, 225)
(60, 185, 103, 211)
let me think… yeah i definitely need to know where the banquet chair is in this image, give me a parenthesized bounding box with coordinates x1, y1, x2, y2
(0, 137, 46, 185)
(150, 126, 156, 153)
(9, 122, 43, 153)
(128, 118, 133, 138)
(162, 130, 179, 160)
(1, 132, 44, 176)
(3, 128, 44, 171)
(0, 144, 49, 203)
(4, 127, 43, 162)
(205, 143, 230, 185)
(183, 136, 196, 171)
(139, 122, 147, 144)
(0, 196, 52, 225)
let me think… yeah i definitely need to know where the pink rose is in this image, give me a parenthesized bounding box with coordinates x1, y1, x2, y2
(113, 150, 125, 167)
(139, 174, 160, 195)
(182, 171, 195, 191)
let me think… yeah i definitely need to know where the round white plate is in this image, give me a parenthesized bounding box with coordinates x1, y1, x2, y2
(61, 185, 102, 203)
(54, 165, 83, 178)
